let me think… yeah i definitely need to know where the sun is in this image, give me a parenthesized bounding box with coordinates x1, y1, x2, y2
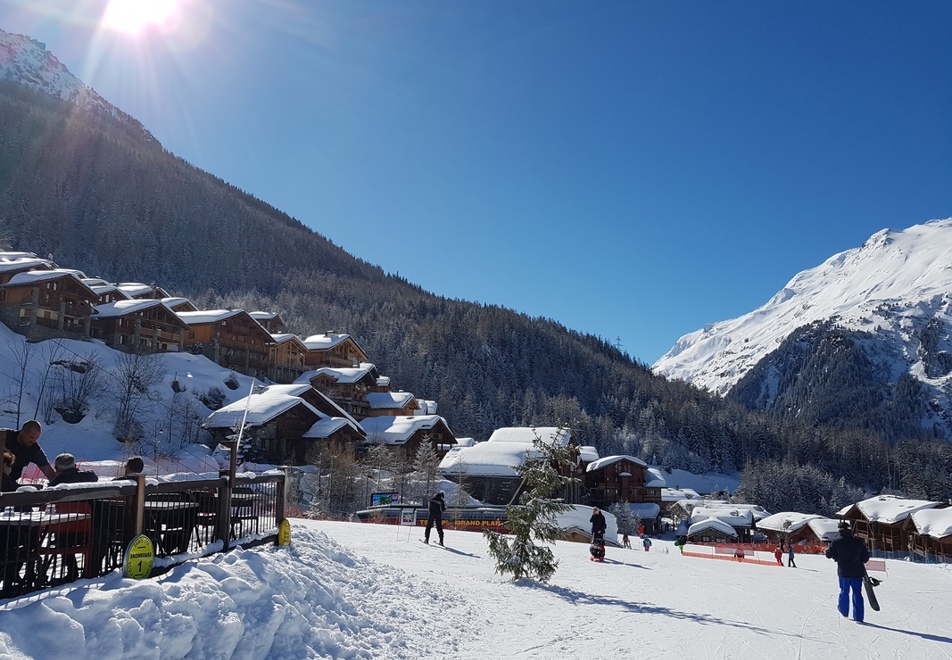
(102, 0, 180, 34)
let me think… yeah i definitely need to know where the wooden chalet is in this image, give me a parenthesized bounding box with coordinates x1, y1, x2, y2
(754, 512, 841, 546)
(176, 309, 272, 377)
(584, 455, 662, 508)
(301, 366, 381, 419)
(249, 311, 288, 334)
(364, 391, 418, 418)
(204, 384, 365, 464)
(0, 269, 98, 336)
(909, 508, 952, 563)
(90, 299, 189, 353)
(162, 297, 198, 313)
(839, 495, 943, 554)
(267, 333, 308, 384)
(360, 415, 457, 462)
(302, 333, 369, 369)
(0, 257, 54, 285)
(85, 279, 131, 304)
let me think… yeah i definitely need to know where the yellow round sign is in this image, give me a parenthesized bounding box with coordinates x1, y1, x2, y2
(277, 519, 292, 546)
(124, 534, 155, 579)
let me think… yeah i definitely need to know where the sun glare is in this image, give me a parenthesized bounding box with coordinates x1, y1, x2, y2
(103, 0, 179, 34)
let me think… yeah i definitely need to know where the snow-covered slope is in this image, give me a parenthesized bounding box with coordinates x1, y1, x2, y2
(0, 27, 153, 141)
(653, 218, 952, 400)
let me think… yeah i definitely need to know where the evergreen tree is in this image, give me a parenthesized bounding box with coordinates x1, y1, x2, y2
(484, 433, 579, 583)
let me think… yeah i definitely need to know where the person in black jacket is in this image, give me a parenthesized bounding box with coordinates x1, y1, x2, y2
(590, 507, 607, 543)
(48, 453, 98, 486)
(424, 491, 446, 546)
(825, 521, 871, 622)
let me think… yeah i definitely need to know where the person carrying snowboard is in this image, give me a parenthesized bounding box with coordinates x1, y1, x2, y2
(825, 521, 871, 622)
(424, 491, 446, 546)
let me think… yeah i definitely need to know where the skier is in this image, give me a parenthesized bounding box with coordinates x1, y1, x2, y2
(423, 491, 446, 546)
(825, 521, 871, 623)
(787, 543, 797, 568)
(774, 545, 784, 566)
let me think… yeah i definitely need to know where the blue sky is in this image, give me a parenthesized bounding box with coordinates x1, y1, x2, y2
(2, 1, 950, 363)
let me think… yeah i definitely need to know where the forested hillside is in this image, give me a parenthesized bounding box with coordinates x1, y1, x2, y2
(1, 81, 949, 512)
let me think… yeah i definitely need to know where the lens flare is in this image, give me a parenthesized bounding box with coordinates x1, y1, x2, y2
(102, 0, 179, 34)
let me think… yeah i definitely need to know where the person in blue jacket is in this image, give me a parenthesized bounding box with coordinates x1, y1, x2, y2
(825, 521, 871, 622)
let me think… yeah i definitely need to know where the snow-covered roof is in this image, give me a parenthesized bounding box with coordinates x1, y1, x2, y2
(486, 426, 572, 446)
(176, 309, 244, 325)
(0, 257, 52, 273)
(453, 437, 476, 448)
(204, 386, 321, 429)
(117, 282, 163, 297)
(4, 268, 89, 287)
(687, 518, 738, 538)
(302, 417, 353, 439)
(249, 311, 281, 321)
(910, 508, 952, 539)
(302, 333, 354, 350)
(662, 488, 702, 502)
(644, 467, 667, 488)
(415, 399, 437, 415)
(625, 502, 661, 519)
(854, 495, 941, 524)
(586, 455, 647, 472)
(367, 391, 415, 410)
(360, 415, 448, 446)
(296, 366, 374, 385)
(439, 441, 535, 478)
(755, 512, 822, 533)
(0, 251, 39, 261)
(93, 299, 177, 318)
(808, 518, 843, 542)
(578, 445, 600, 463)
(690, 506, 753, 527)
(89, 284, 128, 298)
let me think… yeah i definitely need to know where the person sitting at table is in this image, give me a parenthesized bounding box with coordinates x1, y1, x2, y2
(2, 451, 18, 491)
(115, 456, 144, 480)
(2, 420, 56, 484)
(48, 453, 98, 486)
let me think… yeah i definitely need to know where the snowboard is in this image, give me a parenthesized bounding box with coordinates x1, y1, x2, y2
(862, 569, 881, 612)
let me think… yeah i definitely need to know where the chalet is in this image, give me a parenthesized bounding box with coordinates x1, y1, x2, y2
(838, 495, 943, 554)
(0, 256, 54, 285)
(584, 455, 663, 508)
(365, 391, 418, 417)
(682, 503, 771, 543)
(249, 311, 288, 334)
(360, 414, 457, 463)
(267, 333, 308, 383)
(0, 269, 98, 336)
(909, 508, 952, 563)
(85, 279, 131, 304)
(116, 282, 171, 300)
(302, 333, 369, 369)
(439, 427, 578, 506)
(297, 366, 381, 418)
(176, 309, 272, 377)
(755, 512, 841, 546)
(90, 299, 189, 352)
(203, 383, 364, 464)
(162, 297, 198, 313)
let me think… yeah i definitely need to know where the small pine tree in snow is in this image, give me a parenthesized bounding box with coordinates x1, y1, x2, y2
(609, 501, 639, 536)
(484, 433, 579, 583)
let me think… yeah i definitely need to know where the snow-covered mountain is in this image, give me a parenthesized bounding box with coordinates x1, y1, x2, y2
(0, 27, 153, 141)
(653, 218, 952, 421)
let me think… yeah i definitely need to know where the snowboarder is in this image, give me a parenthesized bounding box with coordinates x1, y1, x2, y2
(787, 543, 797, 568)
(774, 545, 784, 566)
(423, 491, 446, 546)
(825, 521, 871, 622)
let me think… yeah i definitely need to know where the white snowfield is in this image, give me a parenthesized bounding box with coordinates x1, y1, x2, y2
(1, 519, 950, 659)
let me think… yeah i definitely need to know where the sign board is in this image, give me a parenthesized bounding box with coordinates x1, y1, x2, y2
(401, 509, 416, 526)
(371, 492, 400, 507)
(277, 518, 292, 546)
(123, 534, 155, 579)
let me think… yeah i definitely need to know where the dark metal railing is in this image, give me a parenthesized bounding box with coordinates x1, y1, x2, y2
(0, 470, 286, 599)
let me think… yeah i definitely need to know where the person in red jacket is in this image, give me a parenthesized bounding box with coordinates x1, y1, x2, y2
(774, 544, 784, 566)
